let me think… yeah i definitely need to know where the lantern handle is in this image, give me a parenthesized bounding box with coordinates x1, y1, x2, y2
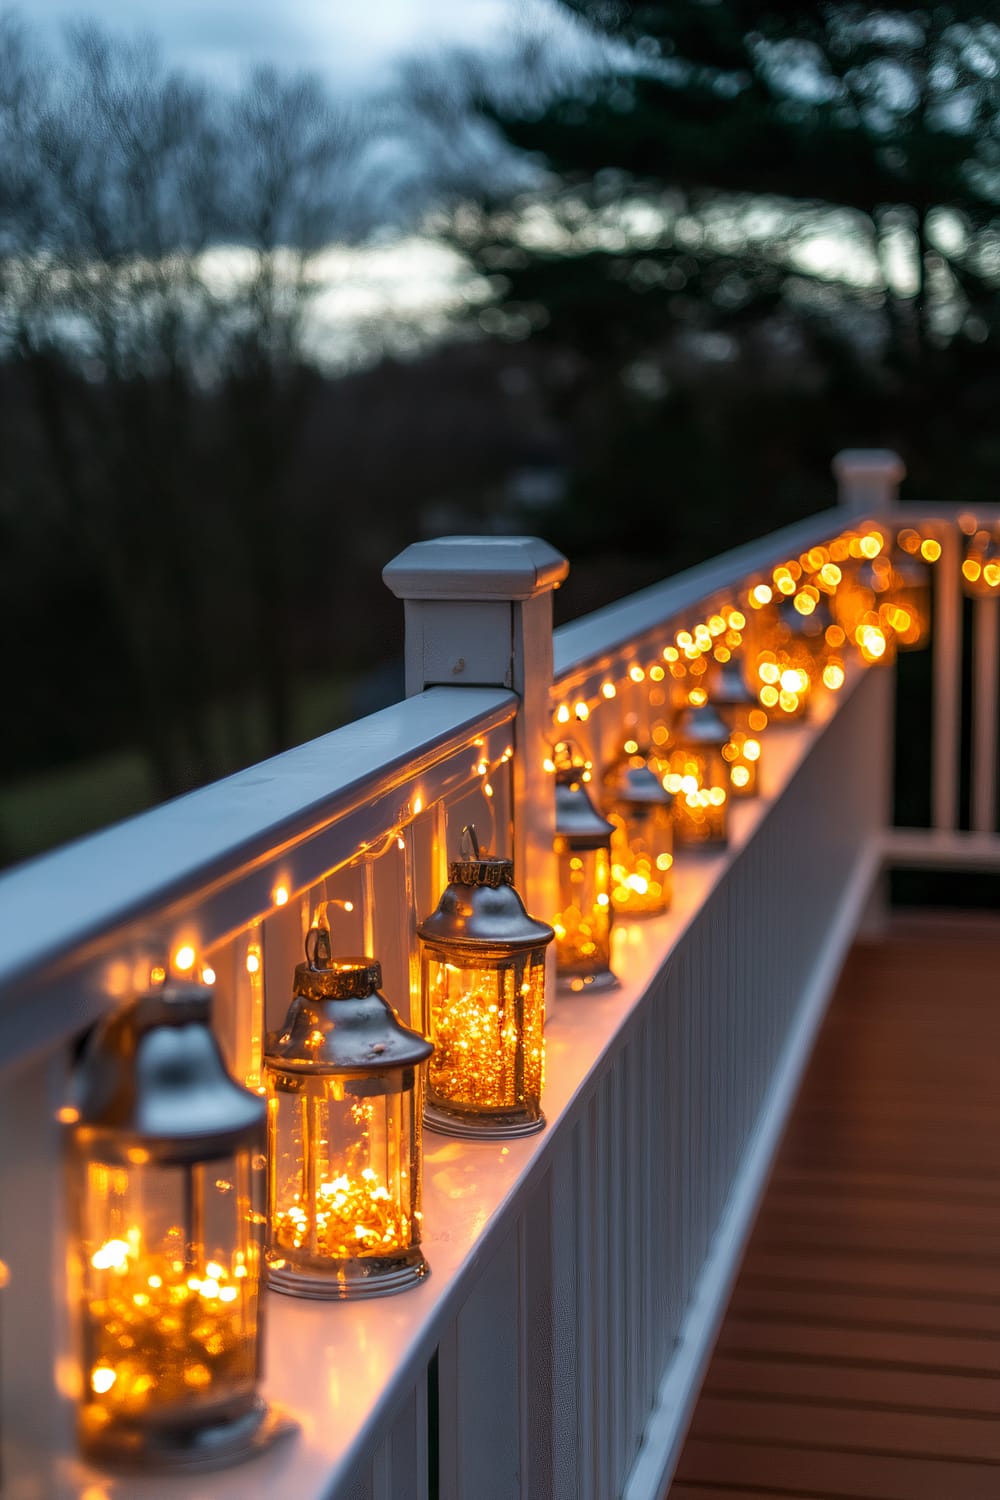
(460, 824, 481, 860)
(306, 924, 333, 970)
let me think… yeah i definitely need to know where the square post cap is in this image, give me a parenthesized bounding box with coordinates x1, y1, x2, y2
(832, 449, 905, 489)
(384, 536, 569, 602)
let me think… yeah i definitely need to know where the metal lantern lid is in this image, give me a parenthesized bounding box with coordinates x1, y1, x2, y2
(71, 983, 265, 1162)
(713, 661, 755, 709)
(672, 702, 729, 748)
(267, 928, 432, 1074)
(605, 757, 673, 809)
(418, 827, 554, 955)
(555, 769, 615, 848)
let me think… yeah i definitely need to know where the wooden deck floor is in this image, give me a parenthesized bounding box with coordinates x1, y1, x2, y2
(670, 917, 1000, 1500)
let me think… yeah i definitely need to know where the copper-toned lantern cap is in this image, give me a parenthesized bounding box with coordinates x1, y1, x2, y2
(672, 702, 729, 745)
(418, 826, 554, 953)
(607, 759, 673, 808)
(269, 927, 432, 1073)
(555, 771, 615, 846)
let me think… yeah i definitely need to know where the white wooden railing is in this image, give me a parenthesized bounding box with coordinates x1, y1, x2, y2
(1, 451, 998, 1500)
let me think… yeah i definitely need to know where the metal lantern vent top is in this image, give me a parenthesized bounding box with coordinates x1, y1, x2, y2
(67, 982, 286, 1471)
(264, 928, 433, 1300)
(417, 826, 554, 1139)
(553, 747, 617, 991)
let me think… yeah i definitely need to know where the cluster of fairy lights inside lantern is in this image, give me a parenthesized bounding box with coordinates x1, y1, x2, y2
(56, 523, 941, 1473)
(548, 523, 937, 990)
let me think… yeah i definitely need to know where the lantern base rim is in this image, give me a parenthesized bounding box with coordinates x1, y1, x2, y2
(267, 1246, 429, 1300)
(81, 1397, 296, 1473)
(557, 968, 619, 995)
(423, 1101, 546, 1139)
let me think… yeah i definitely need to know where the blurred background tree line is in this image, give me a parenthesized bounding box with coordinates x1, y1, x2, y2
(1, 2, 998, 861)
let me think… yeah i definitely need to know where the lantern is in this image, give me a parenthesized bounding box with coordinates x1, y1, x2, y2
(833, 557, 893, 665)
(712, 661, 766, 798)
(265, 929, 433, 1298)
(554, 759, 617, 991)
(66, 983, 284, 1470)
(417, 827, 554, 1138)
(603, 750, 674, 916)
(665, 703, 729, 846)
(962, 529, 1000, 599)
(879, 549, 931, 648)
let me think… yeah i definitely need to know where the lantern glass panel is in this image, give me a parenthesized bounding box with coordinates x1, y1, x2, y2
(664, 744, 728, 845)
(554, 838, 612, 980)
(267, 1067, 420, 1289)
(423, 949, 546, 1120)
(74, 1145, 264, 1459)
(608, 800, 673, 915)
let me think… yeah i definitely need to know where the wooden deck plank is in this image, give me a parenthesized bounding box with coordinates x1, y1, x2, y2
(668, 923, 1000, 1497)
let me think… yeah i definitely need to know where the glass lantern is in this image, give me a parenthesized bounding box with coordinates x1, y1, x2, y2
(876, 550, 931, 649)
(665, 703, 730, 846)
(554, 762, 617, 991)
(604, 751, 674, 916)
(265, 928, 433, 1299)
(712, 661, 765, 798)
(417, 827, 554, 1138)
(962, 529, 1000, 599)
(66, 983, 284, 1471)
(833, 557, 894, 664)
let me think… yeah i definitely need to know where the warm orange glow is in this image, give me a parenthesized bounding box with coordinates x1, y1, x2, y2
(920, 538, 941, 563)
(574, 701, 589, 721)
(750, 584, 773, 607)
(200, 966, 216, 987)
(173, 946, 196, 973)
(649, 664, 665, 682)
(823, 662, 846, 691)
(245, 951, 261, 975)
(149, 965, 167, 986)
(273, 886, 289, 907)
(629, 665, 646, 683)
(601, 681, 617, 699)
(748, 708, 768, 732)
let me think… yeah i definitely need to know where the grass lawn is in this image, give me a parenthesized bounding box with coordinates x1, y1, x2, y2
(0, 673, 349, 869)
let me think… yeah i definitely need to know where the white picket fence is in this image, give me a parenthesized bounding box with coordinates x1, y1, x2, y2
(1, 452, 997, 1500)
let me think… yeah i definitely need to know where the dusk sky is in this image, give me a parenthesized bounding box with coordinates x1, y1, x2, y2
(27, 0, 567, 92)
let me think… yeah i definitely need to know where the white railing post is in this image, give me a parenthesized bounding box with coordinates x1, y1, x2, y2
(831, 448, 905, 514)
(383, 536, 569, 966)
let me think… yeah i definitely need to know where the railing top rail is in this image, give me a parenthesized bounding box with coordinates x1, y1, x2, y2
(553, 504, 851, 685)
(0, 685, 517, 1003)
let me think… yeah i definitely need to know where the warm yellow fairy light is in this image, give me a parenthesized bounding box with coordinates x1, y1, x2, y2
(556, 704, 570, 724)
(83, 1229, 254, 1428)
(543, 756, 556, 774)
(624, 739, 639, 754)
(826, 624, 846, 648)
(963, 558, 981, 583)
(274, 886, 289, 907)
(794, 593, 816, 615)
(150, 965, 167, 986)
(476, 760, 488, 775)
(750, 584, 773, 607)
(245, 951, 261, 974)
(273, 1165, 410, 1261)
(921, 538, 941, 563)
(760, 685, 779, 707)
(859, 532, 883, 558)
(649, 664, 665, 682)
(601, 681, 616, 699)
(574, 701, 590, 721)
(823, 662, 846, 690)
(748, 708, 768, 732)
(343, 901, 355, 913)
(200, 966, 216, 986)
(173, 946, 196, 973)
(629, 665, 645, 682)
(663, 646, 679, 662)
(688, 686, 708, 707)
